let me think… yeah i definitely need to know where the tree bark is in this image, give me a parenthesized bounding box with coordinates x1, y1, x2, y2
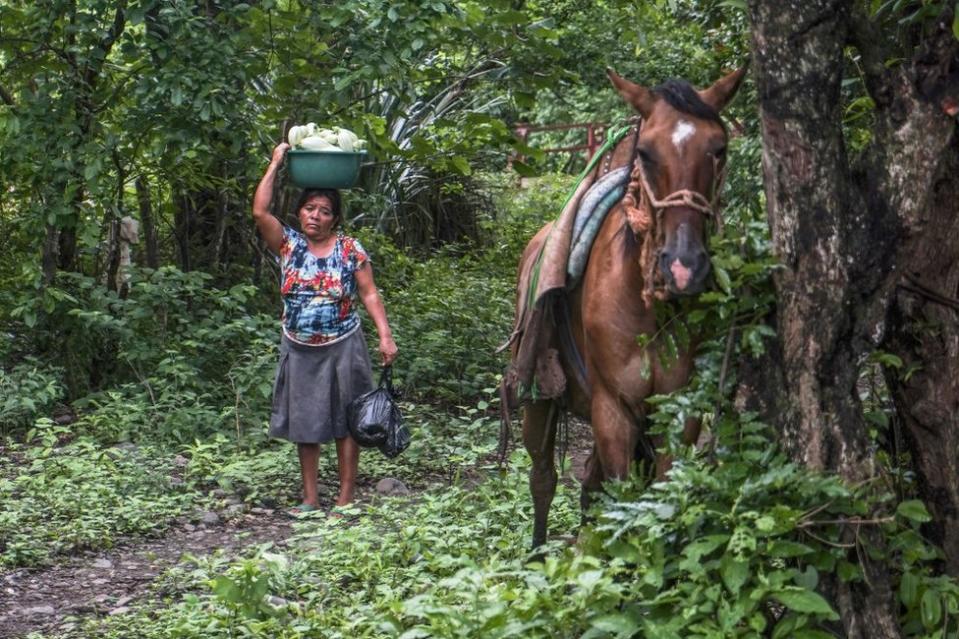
(41, 223, 60, 286)
(747, 0, 903, 635)
(174, 193, 192, 272)
(747, 0, 879, 473)
(748, 0, 959, 632)
(135, 176, 160, 269)
(883, 137, 959, 576)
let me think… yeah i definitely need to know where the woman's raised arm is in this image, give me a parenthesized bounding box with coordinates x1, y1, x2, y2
(251, 143, 289, 255)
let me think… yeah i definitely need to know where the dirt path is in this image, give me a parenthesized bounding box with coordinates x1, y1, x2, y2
(0, 508, 295, 639)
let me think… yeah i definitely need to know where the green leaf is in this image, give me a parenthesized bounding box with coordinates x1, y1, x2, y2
(921, 589, 943, 629)
(589, 612, 639, 635)
(899, 571, 919, 607)
(793, 631, 837, 639)
(773, 589, 839, 619)
(772, 614, 802, 639)
(720, 554, 749, 595)
(713, 264, 732, 293)
(897, 499, 932, 523)
(837, 560, 861, 583)
(794, 565, 819, 590)
(450, 156, 471, 175)
(683, 534, 730, 563)
(718, 0, 748, 10)
(511, 160, 538, 177)
(953, 3, 959, 41)
(864, 410, 889, 428)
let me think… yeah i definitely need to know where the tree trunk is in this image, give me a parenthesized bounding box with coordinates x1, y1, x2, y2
(57, 2, 127, 275)
(214, 193, 229, 272)
(748, 0, 959, 633)
(883, 136, 959, 576)
(174, 193, 192, 272)
(853, 7, 959, 578)
(135, 176, 159, 269)
(104, 217, 121, 293)
(41, 223, 60, 286)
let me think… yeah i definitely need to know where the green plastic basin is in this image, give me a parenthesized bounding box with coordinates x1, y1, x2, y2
(287, 149, 367, 189)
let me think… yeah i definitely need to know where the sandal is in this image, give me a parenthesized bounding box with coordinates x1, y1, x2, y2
(287, 503, 319, 518)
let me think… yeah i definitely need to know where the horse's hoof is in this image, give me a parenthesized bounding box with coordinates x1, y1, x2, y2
(527, 547, 547, 563)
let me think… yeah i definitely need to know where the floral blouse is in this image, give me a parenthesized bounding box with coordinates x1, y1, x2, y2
(279, 227, 369, 345)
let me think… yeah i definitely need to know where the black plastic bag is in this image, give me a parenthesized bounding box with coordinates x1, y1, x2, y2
(348, 366, 409, 457)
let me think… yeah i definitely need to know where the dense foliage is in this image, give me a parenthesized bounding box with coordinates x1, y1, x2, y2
(2, 1, 957, 638)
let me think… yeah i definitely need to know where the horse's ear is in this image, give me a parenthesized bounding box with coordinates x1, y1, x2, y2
(607, 68, 656, 119)
(698, 66, 748, 112)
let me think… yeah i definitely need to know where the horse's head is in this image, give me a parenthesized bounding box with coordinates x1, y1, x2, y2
(608, 67, 746, 299)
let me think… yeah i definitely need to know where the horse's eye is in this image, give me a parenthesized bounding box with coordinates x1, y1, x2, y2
(711, 146, 727, 159)
(637, 148, 655, 164)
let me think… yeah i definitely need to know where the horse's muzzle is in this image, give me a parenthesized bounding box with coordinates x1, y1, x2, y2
(659, 247, 711, 296)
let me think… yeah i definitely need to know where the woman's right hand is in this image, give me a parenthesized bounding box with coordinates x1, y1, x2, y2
(271, 142, 290, 167)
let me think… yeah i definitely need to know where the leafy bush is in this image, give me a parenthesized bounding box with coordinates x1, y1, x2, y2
(0, 420, 194, 567)
(0, 357, 65, 438)
(3, 268, 281, 445)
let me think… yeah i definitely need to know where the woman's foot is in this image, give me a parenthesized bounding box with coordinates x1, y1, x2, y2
(286, 502, 320, 518)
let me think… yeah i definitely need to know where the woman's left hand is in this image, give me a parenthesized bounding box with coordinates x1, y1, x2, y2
(379, 336, 398, 366)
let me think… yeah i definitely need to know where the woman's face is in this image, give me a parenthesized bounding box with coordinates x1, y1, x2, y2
(298, 195, 337, 241)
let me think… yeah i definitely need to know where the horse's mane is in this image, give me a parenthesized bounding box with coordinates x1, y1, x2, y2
(652, 79, 723, 125)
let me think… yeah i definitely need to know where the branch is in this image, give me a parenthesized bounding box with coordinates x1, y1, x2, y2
(847, 7, 893, 107)
(913, 6, 959, 111)
(798, 516, 895, 527)
(82, 1, 128, 90)
(900, 274, 959, 313)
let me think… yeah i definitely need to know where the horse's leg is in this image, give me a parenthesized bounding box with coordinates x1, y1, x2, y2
(522, 400, 559, 548)
(580, 388, 638, 508)
(653, 416, 701, 478)
(579, 444, 606, 530)
(652, 352, 698, 478)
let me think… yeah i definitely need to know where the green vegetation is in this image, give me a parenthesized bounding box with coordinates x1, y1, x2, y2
(0, 422, 191, 568)
(3, 0, 958, 637)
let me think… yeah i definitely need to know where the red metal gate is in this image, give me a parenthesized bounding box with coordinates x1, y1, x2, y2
(509, 121, 608, 168)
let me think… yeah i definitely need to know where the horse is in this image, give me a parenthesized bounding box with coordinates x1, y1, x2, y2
(512, 67, 746, 548)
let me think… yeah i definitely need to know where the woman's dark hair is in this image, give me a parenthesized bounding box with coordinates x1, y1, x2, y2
(293, 188, 342, 228)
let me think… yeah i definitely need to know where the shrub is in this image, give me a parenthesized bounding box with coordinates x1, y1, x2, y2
(0, 357, 65, 439)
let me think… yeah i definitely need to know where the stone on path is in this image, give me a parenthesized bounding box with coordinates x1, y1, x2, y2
(375, 477, 410, 496)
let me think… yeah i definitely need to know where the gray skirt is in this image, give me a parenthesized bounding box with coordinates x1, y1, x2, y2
(269, 328, 374, 443)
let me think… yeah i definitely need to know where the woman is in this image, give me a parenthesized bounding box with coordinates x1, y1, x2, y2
(252, 142, 398, 516)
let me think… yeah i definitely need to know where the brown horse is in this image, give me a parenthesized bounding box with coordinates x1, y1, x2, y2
(516, 67, 746, 547)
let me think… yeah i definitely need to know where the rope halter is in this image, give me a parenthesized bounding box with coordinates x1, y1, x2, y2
(621, 127, 728, 306)
(633, 151, 726, 236)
